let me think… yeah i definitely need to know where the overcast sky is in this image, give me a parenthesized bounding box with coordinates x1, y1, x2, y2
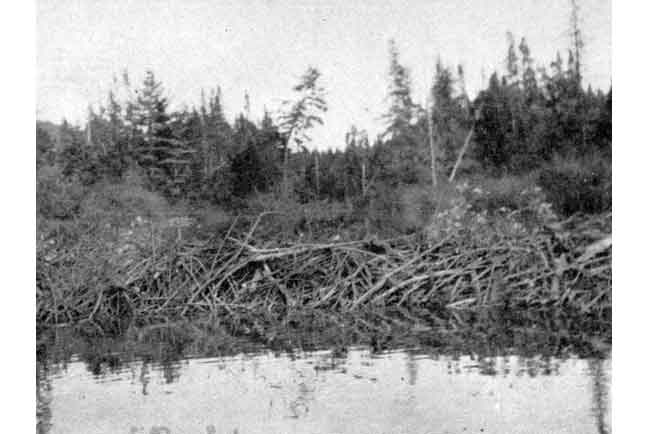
(37, 0, 611, 150)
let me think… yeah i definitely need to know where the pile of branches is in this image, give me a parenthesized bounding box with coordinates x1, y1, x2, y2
(37, 212, 611, 330)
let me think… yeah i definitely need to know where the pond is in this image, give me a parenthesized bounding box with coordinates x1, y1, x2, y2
(37, 312, 611, 434)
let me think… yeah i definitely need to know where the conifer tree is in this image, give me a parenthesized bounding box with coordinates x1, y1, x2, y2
(255, 109, 283, 190)
(36, 125, 55, 168)
(58, 119, 99, 185)
(205, 87, 233, 173)
(278, 66, 328, 198)
(131, 70, 193, 196)
(430, 59, 466, 172)
(383, 39, 418, 140)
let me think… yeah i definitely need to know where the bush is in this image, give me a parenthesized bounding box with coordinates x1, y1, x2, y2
(464, 174, 538, 213)
(192, 206, 233, 233)
(37, 165, 86, 219)
(243, 192, 353, 241)
(78, 169, 172, 228)
(364, 180, 463, 235)
(537, 155, 611, 216)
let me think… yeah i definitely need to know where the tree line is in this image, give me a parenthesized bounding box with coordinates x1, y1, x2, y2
(37, 33, 611, 209)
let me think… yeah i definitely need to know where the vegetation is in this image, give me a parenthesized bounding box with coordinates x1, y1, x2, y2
(37, 26, 611, 331)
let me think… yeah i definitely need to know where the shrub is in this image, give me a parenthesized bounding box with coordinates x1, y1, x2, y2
(463, 174, 538, 213)
(537, 154, 611, 216)
(193, 206, 232, 233)
(364, 180, 464, 235)
(243, 192, 353, 241)
(37, 165, 86, 220)
(78, 169, 172, 229)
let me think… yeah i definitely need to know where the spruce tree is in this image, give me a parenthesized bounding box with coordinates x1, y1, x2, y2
(431, 59, 466, 172)
(383, 39, 417, 140)
(131, 70, 193, 196)
(278, 66, 328, 198)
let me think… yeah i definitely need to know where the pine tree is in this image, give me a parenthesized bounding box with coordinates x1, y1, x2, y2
(255, 109, 283, 191)
(131, 70, 193, 196)
(172, 108, 204, 198)
(205, 87, 233, 174)
(36, 125, 55, 167)
(58, 119, 99, 185)
(430, 59, 466, 172)
(278, 66, 328, 198)
(379, 40, 427, 185)
(132, 70, 170, 168)
(383, 39, 418, 140)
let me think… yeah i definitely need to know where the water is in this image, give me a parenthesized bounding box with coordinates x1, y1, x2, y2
(37, 314, 611, 434)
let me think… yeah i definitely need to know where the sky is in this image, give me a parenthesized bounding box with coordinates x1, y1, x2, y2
(37, 0, 611, 150)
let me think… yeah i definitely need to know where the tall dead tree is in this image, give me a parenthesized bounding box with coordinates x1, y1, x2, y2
(426, 88, 438, 188)
(449, 104, 482, 182)
(569, 0, 584, 85)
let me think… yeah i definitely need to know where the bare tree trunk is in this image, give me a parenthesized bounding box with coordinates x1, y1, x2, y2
(282, 145, 289, 199)
(282, 130, 293, 199)
(86, 112, 106, 155)
(569, 0, 583, 85)
(449, 104, 483, 183)
(200, 112, 210, 177)
(449, 126, 474, 183)
(86, 119, 91, 146)
(426, 92, 438, 188)
(361, 162, 367, 197)
(314, 152, 320, 198)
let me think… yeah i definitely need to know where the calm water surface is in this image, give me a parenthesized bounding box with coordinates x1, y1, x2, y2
(37, 316, 611, 434)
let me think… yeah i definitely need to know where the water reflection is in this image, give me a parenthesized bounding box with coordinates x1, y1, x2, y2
(36, 311, 611, 434)
(589, 358, 612, 434)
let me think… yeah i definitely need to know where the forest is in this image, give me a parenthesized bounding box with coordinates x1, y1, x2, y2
(36, 32, 612, 332)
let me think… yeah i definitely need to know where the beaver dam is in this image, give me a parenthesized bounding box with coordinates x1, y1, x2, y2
(36, 212, 611, 334)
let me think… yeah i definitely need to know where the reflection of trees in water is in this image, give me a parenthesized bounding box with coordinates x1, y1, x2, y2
(83, 352, 123, 377)
(479, 356, 497, 376)
(36, 312, 611, 429)
(588, 357, 611, 434)
(160, 358, 181, 384)
(287, 383, 313, 419)
(447, 353, 562, 377)
(140, 357, 151, 395)
(406, 352, 418, 385)
(36, 363, 52, 434)
(500, 355, 511, 376)
(447, 354, 461, 375)
(512, 356, 558, 377)
(284, 363, 318, 419)
(319, 346, 348, 371)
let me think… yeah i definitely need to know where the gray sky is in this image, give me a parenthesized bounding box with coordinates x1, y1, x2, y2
(37, 0, 611, 150)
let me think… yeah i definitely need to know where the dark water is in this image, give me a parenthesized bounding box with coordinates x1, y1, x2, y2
(37, 312, 611, 434)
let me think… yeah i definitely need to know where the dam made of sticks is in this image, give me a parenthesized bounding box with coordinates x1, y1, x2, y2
(36, 212, 611, 334)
